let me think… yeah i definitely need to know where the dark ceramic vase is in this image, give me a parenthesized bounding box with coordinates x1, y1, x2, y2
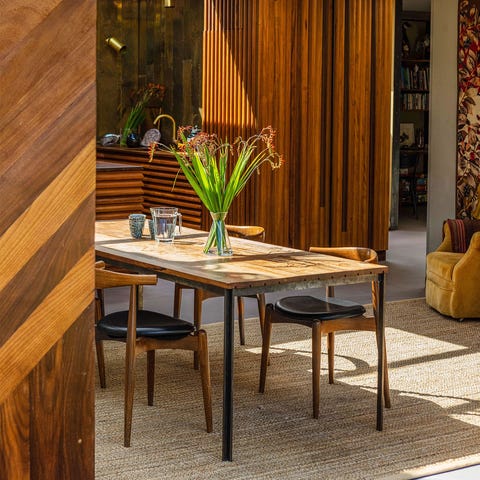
(126, 132, 141, 148)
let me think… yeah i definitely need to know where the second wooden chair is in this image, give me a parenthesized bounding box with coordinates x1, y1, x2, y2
(259, 247, 391, 419)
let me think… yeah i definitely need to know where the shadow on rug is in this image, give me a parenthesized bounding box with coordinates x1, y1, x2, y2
(96, 298, 480, 480)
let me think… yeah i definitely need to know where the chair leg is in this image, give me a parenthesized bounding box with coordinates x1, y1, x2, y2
(193, 290, 204, 370)
(96, 339, 106, 389)
(259, 308, 273, 393)
(197, 330, 213, 433)
(237, 297, 246, 345)
(257, 293, 266, 339)
(124, 345, 137, 447)
(138, 285, 144, 310)
(147, 350, 155, 406)
(312, 323, 321, 419)
(327, 332, 334, 384)
(173, 284, 182, 318)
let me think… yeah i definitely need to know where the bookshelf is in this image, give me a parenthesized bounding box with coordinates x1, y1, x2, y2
(392, 10, 430, 225)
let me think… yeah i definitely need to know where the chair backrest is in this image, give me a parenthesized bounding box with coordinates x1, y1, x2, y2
(95, 267, 158, 338)
(309, 246, 378, 303)
(309, 246, 377, 264)
(225, 225, 265, 241)
(95, 267, 157, 323)
(95, 267, 157, 290)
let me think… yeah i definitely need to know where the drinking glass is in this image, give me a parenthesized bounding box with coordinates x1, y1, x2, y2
(150, 207, 182, 242)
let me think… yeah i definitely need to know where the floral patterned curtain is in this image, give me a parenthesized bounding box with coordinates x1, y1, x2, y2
(458, 0, 480, 218)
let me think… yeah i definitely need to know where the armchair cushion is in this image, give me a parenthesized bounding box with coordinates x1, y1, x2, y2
(445, 218, 480, 253)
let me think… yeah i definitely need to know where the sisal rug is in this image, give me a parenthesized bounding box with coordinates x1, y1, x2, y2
(95, 299, 480, 479)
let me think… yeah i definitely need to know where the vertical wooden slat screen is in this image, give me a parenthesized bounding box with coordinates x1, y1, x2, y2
(371, 0, 395, 251)
(203, 0, 394, 252)
(331, 0, 371, 246)
(253, 0, 294, 245)
(0, 1, 96, 478)
(203, 0, 258, 228)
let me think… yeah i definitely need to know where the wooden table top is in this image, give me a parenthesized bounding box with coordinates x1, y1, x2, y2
(95, 220, 388, 292)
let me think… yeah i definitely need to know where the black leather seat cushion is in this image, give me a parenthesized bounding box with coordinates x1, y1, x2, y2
(97, 310, 195, 339)
(275, 295, 366, 320)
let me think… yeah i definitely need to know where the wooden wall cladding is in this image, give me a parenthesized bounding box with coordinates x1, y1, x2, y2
(96, 161, 144, 219)
(97, 147, 204, 229)
(203, 0, 394, 252)
(97, 0, 203, 140)
(0, 1, 96, 478)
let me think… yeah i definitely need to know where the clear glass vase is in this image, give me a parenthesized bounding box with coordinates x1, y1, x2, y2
(204, 212, 232, 256)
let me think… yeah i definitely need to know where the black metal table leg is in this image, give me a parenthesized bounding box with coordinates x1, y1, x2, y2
(376, 272, 385, 431)
(222, 289, 235, 461)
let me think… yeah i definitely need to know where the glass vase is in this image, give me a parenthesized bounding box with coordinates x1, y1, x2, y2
(204, 212, 232, 256)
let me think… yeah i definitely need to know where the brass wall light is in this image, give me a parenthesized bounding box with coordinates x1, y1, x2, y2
(164, 0, 175, 7)
(105, 37, 127, 54)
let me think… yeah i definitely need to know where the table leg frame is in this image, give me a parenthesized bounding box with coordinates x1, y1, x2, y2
(376, 272, 385, 431)
(222, 289, 234, 461)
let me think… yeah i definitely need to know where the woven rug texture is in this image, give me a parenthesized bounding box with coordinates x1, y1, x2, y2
(95, 298, 480, 479)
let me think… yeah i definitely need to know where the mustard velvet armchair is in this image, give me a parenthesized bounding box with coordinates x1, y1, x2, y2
(425, 220, 480, 319)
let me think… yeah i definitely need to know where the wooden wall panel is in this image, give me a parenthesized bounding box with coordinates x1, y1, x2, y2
(203, 0, 394, 252)
(0, 1, 96, 478)
(294, 1, 333, 248)
(203, 1, 260, 228)
(331, 0, 372, 246)
(252, 0, 295, 246)
(96, 161, 144, 220)
(371, 0, 395, 250)
(96, 147, 204, 229)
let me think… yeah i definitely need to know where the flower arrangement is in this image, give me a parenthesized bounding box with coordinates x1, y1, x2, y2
(120, 83, 166, 146)
(149, 126, 283, 254)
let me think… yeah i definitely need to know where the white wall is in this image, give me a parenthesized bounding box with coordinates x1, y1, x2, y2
(427, 0, 458, 252)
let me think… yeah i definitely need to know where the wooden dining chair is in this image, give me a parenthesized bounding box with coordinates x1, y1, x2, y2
(95, 262, 213, 447)
(259, 246, 391, 419)
(173, 225, 266, 361)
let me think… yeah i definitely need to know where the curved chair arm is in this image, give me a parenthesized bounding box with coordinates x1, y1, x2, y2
(309, 246, 377, 264)
(225, 225, 265, 240)
(436, 222, 453, 252)
(452, 231, 480, 282)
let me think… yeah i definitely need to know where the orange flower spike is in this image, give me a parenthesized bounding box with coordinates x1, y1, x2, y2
(148, 141, 159, 163)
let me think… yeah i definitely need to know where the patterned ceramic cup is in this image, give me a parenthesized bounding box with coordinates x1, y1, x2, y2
(128, 214, 146, 239)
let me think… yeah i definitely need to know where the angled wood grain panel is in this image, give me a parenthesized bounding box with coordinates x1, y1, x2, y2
(30, 306, 94, 479)
(0, 1, 96, 478)
(0, 381, 30, 479)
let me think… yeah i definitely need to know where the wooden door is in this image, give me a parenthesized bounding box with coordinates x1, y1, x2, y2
(0, 1, 96, 478)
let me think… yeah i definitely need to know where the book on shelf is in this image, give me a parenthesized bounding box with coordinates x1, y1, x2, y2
(401, 92, 429, 110)
(400, 64, 430, 90)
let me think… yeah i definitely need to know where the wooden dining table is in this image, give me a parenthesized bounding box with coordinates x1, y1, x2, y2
(95, 219, 388, 461)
